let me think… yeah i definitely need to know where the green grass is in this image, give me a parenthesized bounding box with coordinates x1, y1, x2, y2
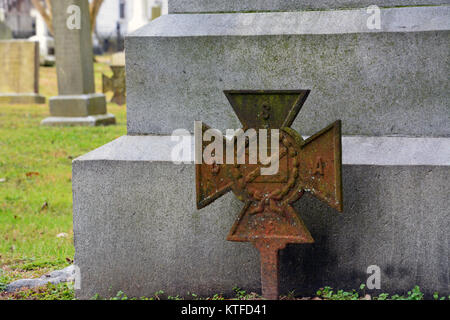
(2, 284, 443, 301)
(0, 283, 75, 300)
(0, 58, 126, 284)
(315, 284, 429, 300)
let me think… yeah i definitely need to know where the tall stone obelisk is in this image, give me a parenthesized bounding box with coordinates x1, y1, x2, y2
(41, 0, 115, 126)
(29, 9, 55, 66)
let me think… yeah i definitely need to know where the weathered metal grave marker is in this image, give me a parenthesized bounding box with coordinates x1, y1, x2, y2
(102, 65, 126, 105)
(196, 90, 343, 299)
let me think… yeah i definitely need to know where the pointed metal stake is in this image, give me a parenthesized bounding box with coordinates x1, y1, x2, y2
(254, 240, 288, 300)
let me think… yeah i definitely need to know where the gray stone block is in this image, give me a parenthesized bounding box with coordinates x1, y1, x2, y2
(49, 93, 107, 117)
(169, 0, 450, 13)
(5, 265, 77, 292)
(126, 6, 450, 137)
(72, 135, 449, 299)
(0, 40, 43, 100)
(41, 113, 116, 127)
(0, 93, 45, 104)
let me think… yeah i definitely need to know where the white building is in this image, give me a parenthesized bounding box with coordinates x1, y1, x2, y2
(0, 0, 164, 53)
(95, 0, 167, 39)
(0, 0, 34, 38)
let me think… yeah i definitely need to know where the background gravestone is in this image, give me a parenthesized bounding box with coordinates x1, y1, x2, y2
(0, 21, 12, 40)
(41, 0, 115, 126)
(0, 40, 45, 104)
(102, 66, 126, 106)
(73, 1, 449, 298)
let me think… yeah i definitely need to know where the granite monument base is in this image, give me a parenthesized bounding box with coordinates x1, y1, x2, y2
(0, 93, 45, 104)
(72, 135, 449, 299)
(41, 93, 115, 126)
(126, 6, 450, 136)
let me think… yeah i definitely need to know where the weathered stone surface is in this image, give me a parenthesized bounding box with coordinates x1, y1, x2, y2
(126, 7, 450, 136)
(0, 93, 45, 104)
(169, 0, 450, 13)
(133, 6, 450, 37)
(5, 266, 76, 292)
(0, 40, 40, 93)
(51, 0, 95, 95)
(49, 93, 107, 117)
(73, 135, 449, 299)
(43, 0, 114, 125)
(0, 40, 45, 103)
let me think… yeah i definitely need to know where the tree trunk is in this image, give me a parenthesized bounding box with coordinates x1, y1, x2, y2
(31, 0, 53, 34)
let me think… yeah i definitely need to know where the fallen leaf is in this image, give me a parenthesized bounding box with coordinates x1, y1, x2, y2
(25, 172, 40, 178)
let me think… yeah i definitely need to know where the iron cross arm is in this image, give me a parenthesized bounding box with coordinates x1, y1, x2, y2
(102, 66, 126, 105)
(196, 90, 343, 221)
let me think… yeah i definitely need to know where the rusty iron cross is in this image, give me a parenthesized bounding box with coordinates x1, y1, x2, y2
(195, 90, 343, 300)
(102, 65, 126, 105)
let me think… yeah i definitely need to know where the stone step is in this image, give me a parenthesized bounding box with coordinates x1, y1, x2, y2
(126, 6, 450, 137)
(169, 0, 450, 13)
(77, 135, 450, 166)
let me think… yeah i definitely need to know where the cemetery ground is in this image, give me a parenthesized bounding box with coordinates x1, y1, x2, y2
(0, 59, 446, 301)
(0, 58, 126, 299)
